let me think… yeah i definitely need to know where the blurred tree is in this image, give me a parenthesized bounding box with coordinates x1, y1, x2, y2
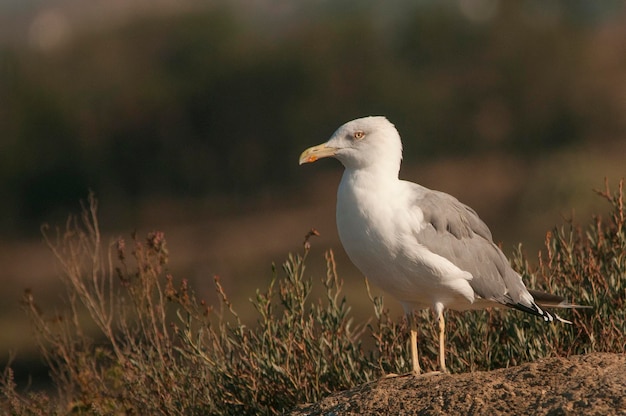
(0, 2, 624, 235)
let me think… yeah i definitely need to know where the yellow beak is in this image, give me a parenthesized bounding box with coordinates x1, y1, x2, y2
(299, 143, 337, 165)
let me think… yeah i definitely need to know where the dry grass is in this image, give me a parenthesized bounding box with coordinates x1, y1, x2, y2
(1, 179, 625, 415)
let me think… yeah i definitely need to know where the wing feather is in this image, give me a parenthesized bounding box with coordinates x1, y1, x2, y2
(411, 187, 533, 309)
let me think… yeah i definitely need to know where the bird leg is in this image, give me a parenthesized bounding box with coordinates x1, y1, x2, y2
(434, 303, 447, 373)
(409, 312, 421, 375)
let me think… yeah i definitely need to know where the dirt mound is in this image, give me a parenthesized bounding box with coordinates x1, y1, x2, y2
(288, 353, 626, 415)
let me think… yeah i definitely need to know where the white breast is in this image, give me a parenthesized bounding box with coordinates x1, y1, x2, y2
(336, 171, 475, 309)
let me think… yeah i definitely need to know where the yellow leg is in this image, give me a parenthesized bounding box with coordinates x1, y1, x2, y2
(435, 303, 447, 373)
(410, 313, 421, 375)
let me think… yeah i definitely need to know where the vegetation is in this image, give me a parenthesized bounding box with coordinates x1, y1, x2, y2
(1, 179, 624, 415)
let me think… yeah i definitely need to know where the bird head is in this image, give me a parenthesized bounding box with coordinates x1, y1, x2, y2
(299, 116, 403, 174)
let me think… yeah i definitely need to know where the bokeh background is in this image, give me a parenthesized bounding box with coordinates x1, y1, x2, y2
(1, 0, 625, 390)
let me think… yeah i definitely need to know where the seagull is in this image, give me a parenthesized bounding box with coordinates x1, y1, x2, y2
(299, 116, 580, 375)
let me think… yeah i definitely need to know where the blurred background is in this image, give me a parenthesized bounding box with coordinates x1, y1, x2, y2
(1, 0, 625, 390)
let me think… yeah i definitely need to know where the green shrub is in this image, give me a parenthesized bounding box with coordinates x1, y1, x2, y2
(2, 180, 625, 415)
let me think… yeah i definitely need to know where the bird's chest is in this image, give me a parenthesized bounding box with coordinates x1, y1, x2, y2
(334, 174, 475, 308)
(336, 179, 417, 275)
(337, 199, 394, 252)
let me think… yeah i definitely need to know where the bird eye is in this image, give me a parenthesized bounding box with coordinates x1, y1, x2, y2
(353, 131, 365, 140)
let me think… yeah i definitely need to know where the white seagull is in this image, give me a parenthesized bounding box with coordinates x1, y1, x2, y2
(299, 116, 579, 375)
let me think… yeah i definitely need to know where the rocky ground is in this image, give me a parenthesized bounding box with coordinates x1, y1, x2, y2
(288, 353, 626, 415)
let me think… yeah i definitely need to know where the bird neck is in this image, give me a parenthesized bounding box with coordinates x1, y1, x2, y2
(340, 165, 401, 199)
(350, 161, 400, 182)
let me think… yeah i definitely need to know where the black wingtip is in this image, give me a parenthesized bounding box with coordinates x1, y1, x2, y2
(508, 301, 573, 324)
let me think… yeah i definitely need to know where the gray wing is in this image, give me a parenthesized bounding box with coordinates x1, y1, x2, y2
(411, 186, 536, 311)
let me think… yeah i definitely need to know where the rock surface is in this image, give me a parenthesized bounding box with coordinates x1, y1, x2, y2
(288, 353, 626, 416)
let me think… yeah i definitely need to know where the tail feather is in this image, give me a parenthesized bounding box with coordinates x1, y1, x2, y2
(509, 289, 591, 325)
(529, 289, 592, 309)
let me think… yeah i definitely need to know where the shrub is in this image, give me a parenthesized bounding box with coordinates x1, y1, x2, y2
(2, 179, 625, 414)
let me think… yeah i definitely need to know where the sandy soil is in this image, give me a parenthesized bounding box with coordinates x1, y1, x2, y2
(288, 353, 626, 416)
